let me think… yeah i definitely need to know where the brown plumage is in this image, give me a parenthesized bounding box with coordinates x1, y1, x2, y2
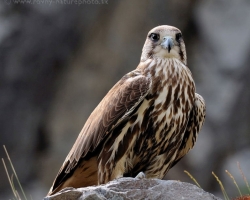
(47, 25, 206, 196)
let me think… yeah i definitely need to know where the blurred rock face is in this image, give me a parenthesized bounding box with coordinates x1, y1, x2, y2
(0, 3, 96, 198)
(191, 0, 250, 196)
(0, 0, 250, 199)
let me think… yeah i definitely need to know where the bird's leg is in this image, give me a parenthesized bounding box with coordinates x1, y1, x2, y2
(135, 172, 146, 179)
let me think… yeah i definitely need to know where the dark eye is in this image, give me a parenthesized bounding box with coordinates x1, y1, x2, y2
(149, 33, 160, 42)
(175, 33, 182, 42)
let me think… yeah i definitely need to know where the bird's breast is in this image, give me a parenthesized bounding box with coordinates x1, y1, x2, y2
(105, 58, 195, 175)
(131, 58, 195, 159)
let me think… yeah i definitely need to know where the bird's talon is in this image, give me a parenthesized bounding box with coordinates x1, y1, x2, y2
(135, 172, 146, 179)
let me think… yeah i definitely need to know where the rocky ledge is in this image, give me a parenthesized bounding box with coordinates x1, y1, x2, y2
(44, 178, 222, 200)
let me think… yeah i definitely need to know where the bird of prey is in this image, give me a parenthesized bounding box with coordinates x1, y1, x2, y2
(48, 25, 205, 196)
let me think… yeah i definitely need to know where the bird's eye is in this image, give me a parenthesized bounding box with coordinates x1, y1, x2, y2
(149, 33, 160, 42)
(175, 33, 182, 42)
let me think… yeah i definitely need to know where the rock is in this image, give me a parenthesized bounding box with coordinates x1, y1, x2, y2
(44, 178, 222, 200)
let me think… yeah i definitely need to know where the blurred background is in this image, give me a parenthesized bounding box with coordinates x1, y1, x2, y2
(0, 0, 250, 199)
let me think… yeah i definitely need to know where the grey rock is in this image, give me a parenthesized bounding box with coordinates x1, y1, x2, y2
(45, 178, 222, 200)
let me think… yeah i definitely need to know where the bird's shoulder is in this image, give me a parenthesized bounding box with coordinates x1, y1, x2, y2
(64, 67, 152, 170)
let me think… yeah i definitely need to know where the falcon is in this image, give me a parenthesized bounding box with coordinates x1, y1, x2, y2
(47, 25, 205, 196)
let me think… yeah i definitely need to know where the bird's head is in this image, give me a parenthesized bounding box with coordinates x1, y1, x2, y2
(141, 25, 187, 65)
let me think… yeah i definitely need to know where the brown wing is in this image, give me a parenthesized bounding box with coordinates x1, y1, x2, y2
(49, 69, 151, 193)
(171, 93, 206, 168)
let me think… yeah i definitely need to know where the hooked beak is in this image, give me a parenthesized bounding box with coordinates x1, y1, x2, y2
(161, 36, 174, 53)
